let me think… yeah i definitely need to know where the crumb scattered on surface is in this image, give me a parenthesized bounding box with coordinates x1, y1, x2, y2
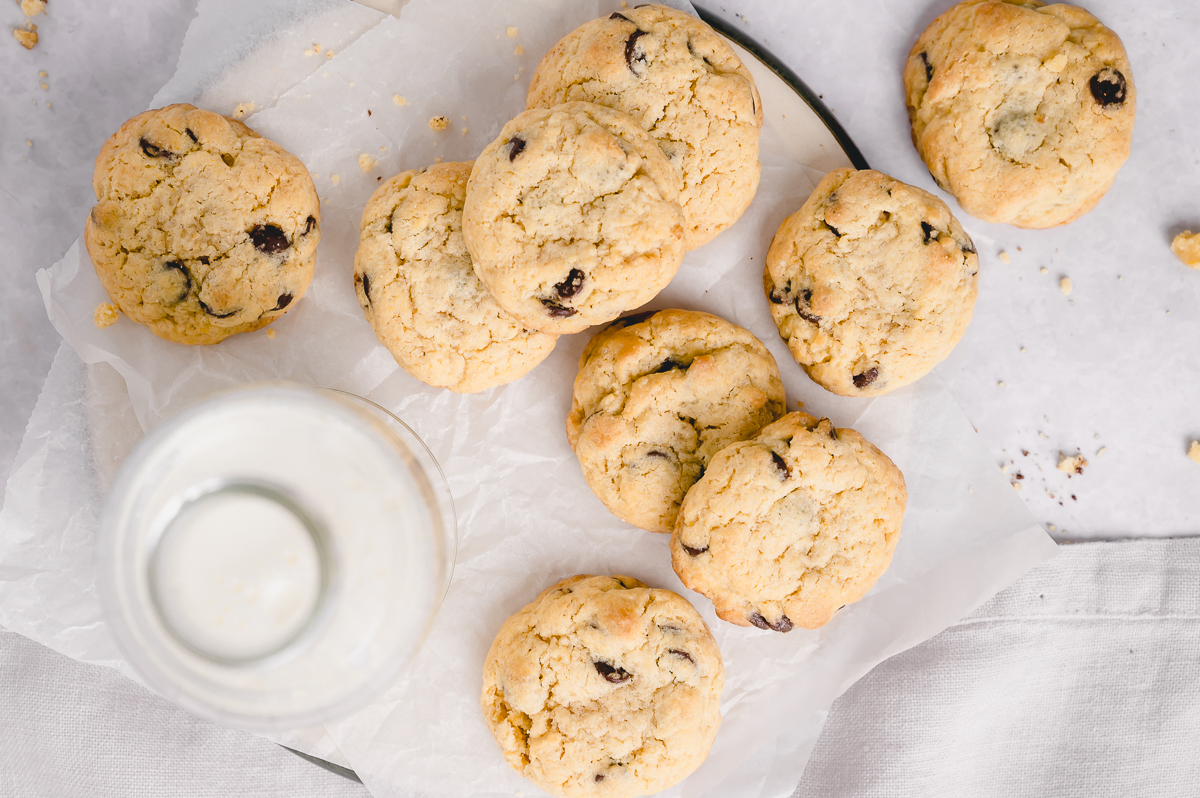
(232, 101, 255, 119)
(20, 0, 46, 17)
(1059, 276, 1073, 295)
(39, 80, 47, 90)
(1057, 452, 1088, 476)
(1012, 482, 1022, 491)
(998, 380, 1005, 387)
(506, 26, 518, 37)
(1171, 231, 1200, 268)
(12, 24, 36, 49)
(429, 115, 448, 131)
(1096, 446, 1107, 457)
(326, 50, 334, 59)
(998, 250, 1012, 264)
(1038, 431, 1048, 439)
(461, 127, 469, 135)
(94, 303, 119, 329)
(1040, 266, 1049, 275)
(393, 94, 407, 106)
(358, 153, 376, 172)
(1020, 346, 1026, 353)
(26, 139, 32, 147)
(1189, 441, 1200, 466)
(1001, 463, 1011, 474)
(1048, 523, 1056, 532)
(331, 174, 340, 184)
(515, 45, 524, 55)
(38, 69, 46, 77)
(267, 328, 277, 340)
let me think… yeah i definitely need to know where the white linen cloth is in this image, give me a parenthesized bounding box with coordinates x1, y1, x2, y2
(4, 537, 1198, 797)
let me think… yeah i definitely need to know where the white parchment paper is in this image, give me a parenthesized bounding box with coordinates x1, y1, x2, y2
(1, 0, 1057, 795)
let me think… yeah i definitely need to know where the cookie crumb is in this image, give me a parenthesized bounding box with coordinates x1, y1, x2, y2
(1011, 481, 1022, 491)
(267, 328, 277, 340)
(331, 174, 340, 184)
(304, 47, 315, 56)
(461, 127, 468, 135)
(1040, 266, 1049, 275)
(1171, 230, 1200, 268)
(326, 50, 335, 59)
(428, 115, 448, 131)
(392, 94, 407, 106)
(13, 23, 38, 49)
(1188, 441, 1200, 465)
(1059, 276, 1073, 295)
(39, 80, 48, 90)
(19, 0, 46, 17)
(358, 153, 376, 172)
(507, 26, 518, 37)
(1020, 346, 1026, 353)
(998, 380, 1005, 387)
(26, 139, 32, 147)
(1096, 446, 1107, 457)
(998, 250, 1012, 264)
(94, 303, 120, 329)
(1057, 452, 1087, 476)
(232, 102, 255, 119)
(515, 45, 524, 55)
(38, 69, 46, 77)
(1047, 523, 1056, 532)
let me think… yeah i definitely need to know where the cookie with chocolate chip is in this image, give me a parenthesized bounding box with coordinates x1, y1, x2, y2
(904, 0, 1135, 228)
(353, 161, 557, 392)
(84, 104, 319, 345)
(671, 412, 906, 632)
(462, 101, 685, 334)
(481, 574, 723, 798)
(527, 4, 762, 249)
(568, 309, 785, 534)
(764, 168, 978, 397)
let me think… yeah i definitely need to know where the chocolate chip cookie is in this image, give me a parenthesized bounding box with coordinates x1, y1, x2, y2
(85, 104, 320, 345)
(353, 161, 557, 392)
(671, 413, 906, 632)
(763, 168, 979, 397)
(481, 574, 723, 798)
(527, 4, 762, 250)
(904, 0, 1135, 228)
(462, 101, 685, 335)
(567, 309, 785, 534)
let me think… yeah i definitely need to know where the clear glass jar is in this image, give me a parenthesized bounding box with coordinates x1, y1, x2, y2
(98, 383, 455, 732)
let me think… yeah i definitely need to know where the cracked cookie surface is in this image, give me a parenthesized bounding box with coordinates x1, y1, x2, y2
(527, 4, 762, 250)
(671, 412, 906, 632)
(568, 309, 785, 534)
(481, 574, 723, 798)
(85, 104, 320, 345)
(764, 168, 978, 397)
(904, 0, 1135, 228)
(462, 101, 685, 335)
(353, 161, 557, 392)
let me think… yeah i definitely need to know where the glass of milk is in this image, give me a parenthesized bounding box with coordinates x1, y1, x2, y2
(98, 383, 455, 731)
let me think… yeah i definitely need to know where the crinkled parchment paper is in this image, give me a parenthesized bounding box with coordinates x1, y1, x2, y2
(0, 0, 1057, 795)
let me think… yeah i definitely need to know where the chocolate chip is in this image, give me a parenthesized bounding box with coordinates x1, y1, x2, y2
(197, 256, 210, 265)
(594, 661, 632, 684)
(595, 775, 605, 783)
(608, 310, 656, 332)
(659, 624, 683, 634)
(221, 153, 235, 168)
(625, 29, 649, 75)
(249, 224, 289, 254)
(163, 261, 192, 303)
(829, 425, 838, 440)
(303, 215, 317, 236)
(750, 612, 793, 632)
(185, 128, 198, 144)
(824, 221, 841, 237)
(360, 272, 371, 303)
(654, 358, 684, 373)
(555, 268, 585, 299)
(852, 367, 879, 389)
(961, 236, 977, 255)
(928, 169, 948, 191)
(771, 452, 790, 479)
(609, 11, 629, 20)
(139, 138, 172, 158)
(541, 298, 575, 318)
(795, 290, 820, 324)
(647, 450, 669, 459)
(668, 649, 694, 663)
(768, 286, 788, 304)
(682, 544, 708, 557)
(506, 136, 525, 161)
(198, 299, 238, 319)
(271, 293, 293, 311)
(1089, 68, 1127, 107)
(919, 51, 932, 83)
(921, 221, 939, 244)
(751, 93, 756, 115)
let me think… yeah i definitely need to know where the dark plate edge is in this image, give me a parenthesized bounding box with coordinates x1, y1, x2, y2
(282, 3, 869, 785)
(693, 2, 871, 171)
